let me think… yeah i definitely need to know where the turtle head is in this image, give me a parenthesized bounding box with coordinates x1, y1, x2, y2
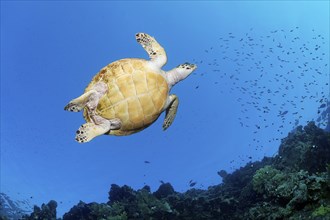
(167, 62, 197, 87)
(175, 62, 197, 81)
(177, 62, 197, 72)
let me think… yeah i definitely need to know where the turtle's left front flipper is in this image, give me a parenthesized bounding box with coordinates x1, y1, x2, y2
(163, 95, 179, 130)
(135, 33, 167, 69)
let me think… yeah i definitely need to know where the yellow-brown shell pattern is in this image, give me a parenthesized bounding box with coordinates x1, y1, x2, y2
(83, 59, 169, 136)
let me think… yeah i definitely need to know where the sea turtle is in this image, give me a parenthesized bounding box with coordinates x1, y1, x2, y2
(64, 33, 197, 143)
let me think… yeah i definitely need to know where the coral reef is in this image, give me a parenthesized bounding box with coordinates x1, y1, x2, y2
(274, 122, 330, 173)
(23, 200, 57, 220)
(312, 204, 330, 218)
(21, 122, 330, 219)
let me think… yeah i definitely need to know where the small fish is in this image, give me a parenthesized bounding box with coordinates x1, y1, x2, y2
(189, 181, 197, 187)
(279, 110, 288, 116)
(144, 161, 150, 164)
(319, 103, 326, 108)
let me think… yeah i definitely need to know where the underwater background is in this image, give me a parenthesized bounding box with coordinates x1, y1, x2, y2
(1, 1, 329, 219)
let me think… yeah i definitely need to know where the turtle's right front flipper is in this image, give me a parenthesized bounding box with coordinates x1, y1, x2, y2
(163, 94, 179, 130)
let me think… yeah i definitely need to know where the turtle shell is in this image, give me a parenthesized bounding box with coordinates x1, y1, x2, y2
(83, 59, 169, 136)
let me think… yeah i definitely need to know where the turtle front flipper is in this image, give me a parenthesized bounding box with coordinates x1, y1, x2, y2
(135, 33, 167, 69)
(162, 95, 179, 130)
(76, 117, 122, 143)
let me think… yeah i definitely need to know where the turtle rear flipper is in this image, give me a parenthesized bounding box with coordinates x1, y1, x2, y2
(76, 117, 122, 143)
(64, 90, 96, 112)
(64, 82, 108, 112)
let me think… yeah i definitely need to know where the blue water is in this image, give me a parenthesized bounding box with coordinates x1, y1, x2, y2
(1, 1, 329, 217)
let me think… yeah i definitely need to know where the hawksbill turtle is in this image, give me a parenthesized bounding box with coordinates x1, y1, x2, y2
(64, 33, 197, 143)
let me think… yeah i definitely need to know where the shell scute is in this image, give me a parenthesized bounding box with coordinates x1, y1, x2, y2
(132, 60, 143, 70)
(113, 102, 129, 122)
(139, 94, 156, 117)
(116, 74, 136, 98)
(132, 70, 148, 94)
(146, 71, 160, 91)
(127, 98, 144, 124)
(152, 87, 167, 110)
(122, 61, 133, 73)
(108, 83, 124, 105)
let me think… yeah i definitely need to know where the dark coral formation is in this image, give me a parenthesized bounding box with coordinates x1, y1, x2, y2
(274, 122, 330, 173)
(21, 122, 330, 219)
(22, 200, 57, 220)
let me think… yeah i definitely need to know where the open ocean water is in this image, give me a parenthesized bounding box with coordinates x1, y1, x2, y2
(1, 1, 329, 219)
